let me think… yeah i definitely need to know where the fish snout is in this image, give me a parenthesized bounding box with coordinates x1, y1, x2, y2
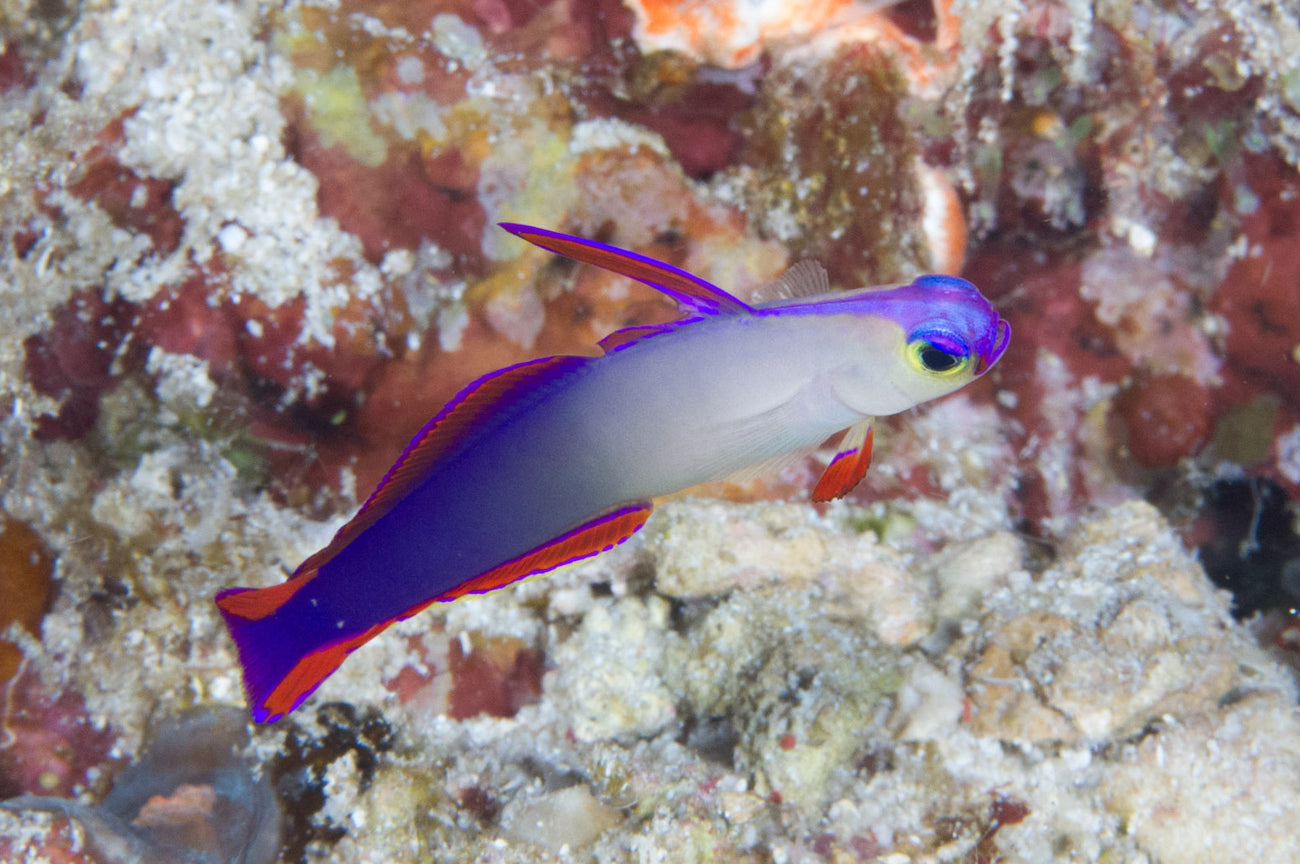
(974, 318, 1011, 376)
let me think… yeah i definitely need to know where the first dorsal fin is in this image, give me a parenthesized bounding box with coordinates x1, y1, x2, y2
(500, 223, 753, 316)
(295, 355, 590, 577)
(750, 260, 831, 305)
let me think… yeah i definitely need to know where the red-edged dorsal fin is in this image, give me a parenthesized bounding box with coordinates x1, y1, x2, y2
(500, 223, 753, 316)
(811, 421, 874, 502)
(295, 355, 590, 576)
(433, 502, 654, 602)
(596, 322, 682, 354)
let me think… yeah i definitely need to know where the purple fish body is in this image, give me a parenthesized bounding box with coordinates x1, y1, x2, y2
(216, 224, 1010, 722)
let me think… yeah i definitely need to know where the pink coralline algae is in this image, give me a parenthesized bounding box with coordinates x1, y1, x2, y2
(1212, 153, 1300, 444)
(1113, 373, 1212, 469)
(0, 670, 115, 800)
(23, 288, 142, 441)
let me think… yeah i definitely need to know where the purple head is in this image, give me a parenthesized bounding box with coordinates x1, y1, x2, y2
(906, 275, 1011, 375)
(773, 273, 1010, 379)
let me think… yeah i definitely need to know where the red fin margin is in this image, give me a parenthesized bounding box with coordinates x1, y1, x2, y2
(295, 355, 590, 577)
(597, 322, 680, 354)
(431, 501, 654, 602)
(257, 620, 389, 723)
(500, 223, 753, 316)
(215, 577, 312, 621)
(811, 421, 874, 502)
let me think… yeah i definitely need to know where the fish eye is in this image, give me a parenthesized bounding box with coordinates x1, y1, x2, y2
(907, 331, 969, 376)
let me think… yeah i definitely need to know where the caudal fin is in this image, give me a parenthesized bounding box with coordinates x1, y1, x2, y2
(216, 502, 656, 722)
(216, 584, 385, 723)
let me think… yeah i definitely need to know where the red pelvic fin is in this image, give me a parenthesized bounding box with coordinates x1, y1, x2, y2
(215, 574, 314, 621)
(811, 422, 874, 502)
(434, 502, 654, 602)
(499, 223, 753, 316)
(295, 354, 590, 576)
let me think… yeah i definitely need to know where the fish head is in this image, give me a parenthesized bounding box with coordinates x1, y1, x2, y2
(896, 273, 1010, 379)
(805, 274, 1010, 415)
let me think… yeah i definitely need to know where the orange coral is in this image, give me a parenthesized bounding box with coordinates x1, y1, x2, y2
(626, 0, 959, 89)
(0, 516, 53, 684)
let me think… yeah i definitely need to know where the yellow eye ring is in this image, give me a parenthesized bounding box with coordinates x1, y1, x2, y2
(908, 339, 969, 376)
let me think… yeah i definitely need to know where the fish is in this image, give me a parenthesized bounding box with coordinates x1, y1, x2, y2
(216, 223, 1010, 722)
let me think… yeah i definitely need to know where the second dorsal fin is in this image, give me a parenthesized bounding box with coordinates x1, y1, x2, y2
(596, 322, 682, 354)
(501, 223, 754, 316)
(295, 355, 590, 576)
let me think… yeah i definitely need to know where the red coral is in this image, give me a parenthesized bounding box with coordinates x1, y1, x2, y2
(135, 274, 241, 372)
(0, 40, 35, 93)
(617, 88, 749, 180)
(1212, 153, 1300, 409)
(1114, 373, 1210, 467)
(0, 814, 103, 863)
(67, 158, 184, 255)
(0, 669, 116, 799)
(23, 288, 143, 441)
(291, 125, 488, 267)
(962, 245, 1133, 528)
(447, 632, 544, 719)
(1164, 23, 1262, 123)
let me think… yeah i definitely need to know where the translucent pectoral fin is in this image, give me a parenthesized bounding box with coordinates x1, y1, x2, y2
(749, 260, 830, 304)
(811, 420, 874, 502)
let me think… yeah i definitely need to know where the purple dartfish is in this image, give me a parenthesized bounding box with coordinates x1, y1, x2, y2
(216, 224, 1010, 722)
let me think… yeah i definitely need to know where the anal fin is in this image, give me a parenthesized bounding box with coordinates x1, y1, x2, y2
(811, 420, 874, 502)
(433, 502, 654, 602)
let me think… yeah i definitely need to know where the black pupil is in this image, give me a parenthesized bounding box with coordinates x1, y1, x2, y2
(918, 342, 961, 372)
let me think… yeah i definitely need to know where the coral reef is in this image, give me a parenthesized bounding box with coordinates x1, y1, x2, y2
(2, 0, 1300, 861)
(2, 706, 279, 864)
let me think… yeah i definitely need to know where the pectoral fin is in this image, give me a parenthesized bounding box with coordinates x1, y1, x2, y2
(811, 420, 874, 502)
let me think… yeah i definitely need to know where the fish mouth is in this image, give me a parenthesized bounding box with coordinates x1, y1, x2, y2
(973, 318, 1011, 376)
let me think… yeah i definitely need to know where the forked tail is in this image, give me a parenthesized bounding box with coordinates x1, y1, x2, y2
(215, 581, 388, 723)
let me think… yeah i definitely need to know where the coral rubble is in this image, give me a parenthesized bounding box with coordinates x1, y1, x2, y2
(2, 0, 1300, 861)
